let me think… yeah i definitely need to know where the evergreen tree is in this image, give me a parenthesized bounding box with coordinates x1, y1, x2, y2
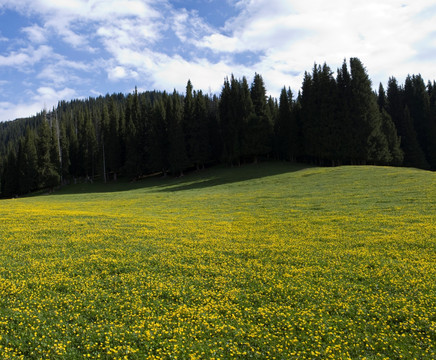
(336, 60, 353, 164)
(404, 75, 436, 168)
(275, 87, 293, 160)
(37, 117, 60, 190)
(387, 77, 429, 168)
(377, 83, 403, 165)
(248, 73, 273, 162)
(68, 119, 80, 180)
(380, 109, 404, 165)
(167, 90, 188, 175)
(183, 80, 195, 166)
(239, 76, 255, 161)
(349, 58, 390, 164)
(219, 76, 240, 165)
(2, 149, 19, 197)
(18, 128, 38, 193)
(206, 94, 222, 163)
(107, 97, 121, 180)
(124, 91, 141, 176)
(190, 90, 210, 169)
(59, 122, 70, 182)
(50, 124, 61, 181)
(148, 96, 168, 174)
(100, 103, 110, 182)
(301, 63, 338, 164)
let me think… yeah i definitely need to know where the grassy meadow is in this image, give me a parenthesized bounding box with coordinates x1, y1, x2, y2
(0, 162, 435, 359)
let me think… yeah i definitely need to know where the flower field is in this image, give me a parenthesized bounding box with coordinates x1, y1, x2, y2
(0, 163, 435, 359)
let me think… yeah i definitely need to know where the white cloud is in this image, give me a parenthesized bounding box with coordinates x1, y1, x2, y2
(194, 0, 436, 95)
(36, 59, 91, 87)
(0, 101, 44, 121)
(0, 86, 78, 121)
(21, 24, 47, 43)
(0, 45, 53, 68)
(108, 65, 138, 81)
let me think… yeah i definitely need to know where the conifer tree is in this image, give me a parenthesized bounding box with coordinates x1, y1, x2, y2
(377, 83, 403, 165)
(249, 73, 273, 162)
(148, 96, 168, 174)
(183, 80, 195, 166)
(18, 128, 38, 193)
(219, 77, 240, 165)
(107, 97, 121, 180)
(167, 90, 188, 175)
(336, 60, 353, 164)
(404, 75, 436, 168)
(37, 117, 60, 190)
(387, 77, 429, 168)
(59, 122, 70, 182)
(349, 58, 390, 164)
(124, 92, 140, 176)
(276, 87, 292, 160)
(2, 149, 19, 197)
(190, 90, 210, 169)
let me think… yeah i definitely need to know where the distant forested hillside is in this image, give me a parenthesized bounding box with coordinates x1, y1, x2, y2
(1, 58, 435, 197)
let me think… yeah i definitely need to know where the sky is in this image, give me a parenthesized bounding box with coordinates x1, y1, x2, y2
(1, 0, 436, 122)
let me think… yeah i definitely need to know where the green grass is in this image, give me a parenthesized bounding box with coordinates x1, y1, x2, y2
(0, 162, 435, 359)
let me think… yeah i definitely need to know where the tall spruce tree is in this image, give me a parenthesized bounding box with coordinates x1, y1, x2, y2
(191, 90, 210, 169)
(183, 80, 195, 166)
(219, 76, 240, 165)
(349, 58, 390, 164)
(37, 117, 60, 190)
(167, 90, 188, 175)
(107, 97, 121, 180)
(18, 128, 38, 193)
(387, 77, 429, 168)
(404, 75, 436, 168)
(2, 149, 19, 197)
(377, 83, 403, 165)
(148, 96, 168, 174)
(249, 73, 273, 162)
(336, 60, 353, 164)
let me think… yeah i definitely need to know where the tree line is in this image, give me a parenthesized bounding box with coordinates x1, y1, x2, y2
(1, 58, 435, 198)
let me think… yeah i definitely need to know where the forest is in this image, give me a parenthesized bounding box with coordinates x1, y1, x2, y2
(0, 57, 435, 198)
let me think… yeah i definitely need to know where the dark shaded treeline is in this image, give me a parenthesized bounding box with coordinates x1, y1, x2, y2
(1, 58, 435, 197)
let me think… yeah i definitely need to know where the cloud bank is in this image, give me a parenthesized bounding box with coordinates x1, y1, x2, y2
(0, 0, 436, 121)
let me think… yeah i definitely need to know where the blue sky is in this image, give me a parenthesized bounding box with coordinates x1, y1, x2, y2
(1, 0, 436, 122)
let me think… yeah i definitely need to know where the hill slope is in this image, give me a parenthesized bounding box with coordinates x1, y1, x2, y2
(0, 163, 435, 359)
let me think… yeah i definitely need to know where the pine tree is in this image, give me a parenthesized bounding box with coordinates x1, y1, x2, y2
(248, 73, 273, 162)
(349, 58, 390, 164)
(148, 96, 168, 174)
(59, 122, 70, 182)
(377, 83, 403, 165)
(190, 90, 210, 169)
(183, 80, 195, 166)
(301, 63, 338, 164)
(100, 103, 110, 183)
(2, 149, 19, 197)
(336, 60, 353, 164)
(404, 75, 436, 168)
(37, 117, 60, 190)
(380, 109, 404, 165)
(167, 90, 188, 175)
(219, 76, 240, 165)
(107, 97, 121, 180)
(124, 92, 140, 176)
(387, 77, 429, 168)
(276, 87, 292, 160)
(18, 128, 38, 193)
